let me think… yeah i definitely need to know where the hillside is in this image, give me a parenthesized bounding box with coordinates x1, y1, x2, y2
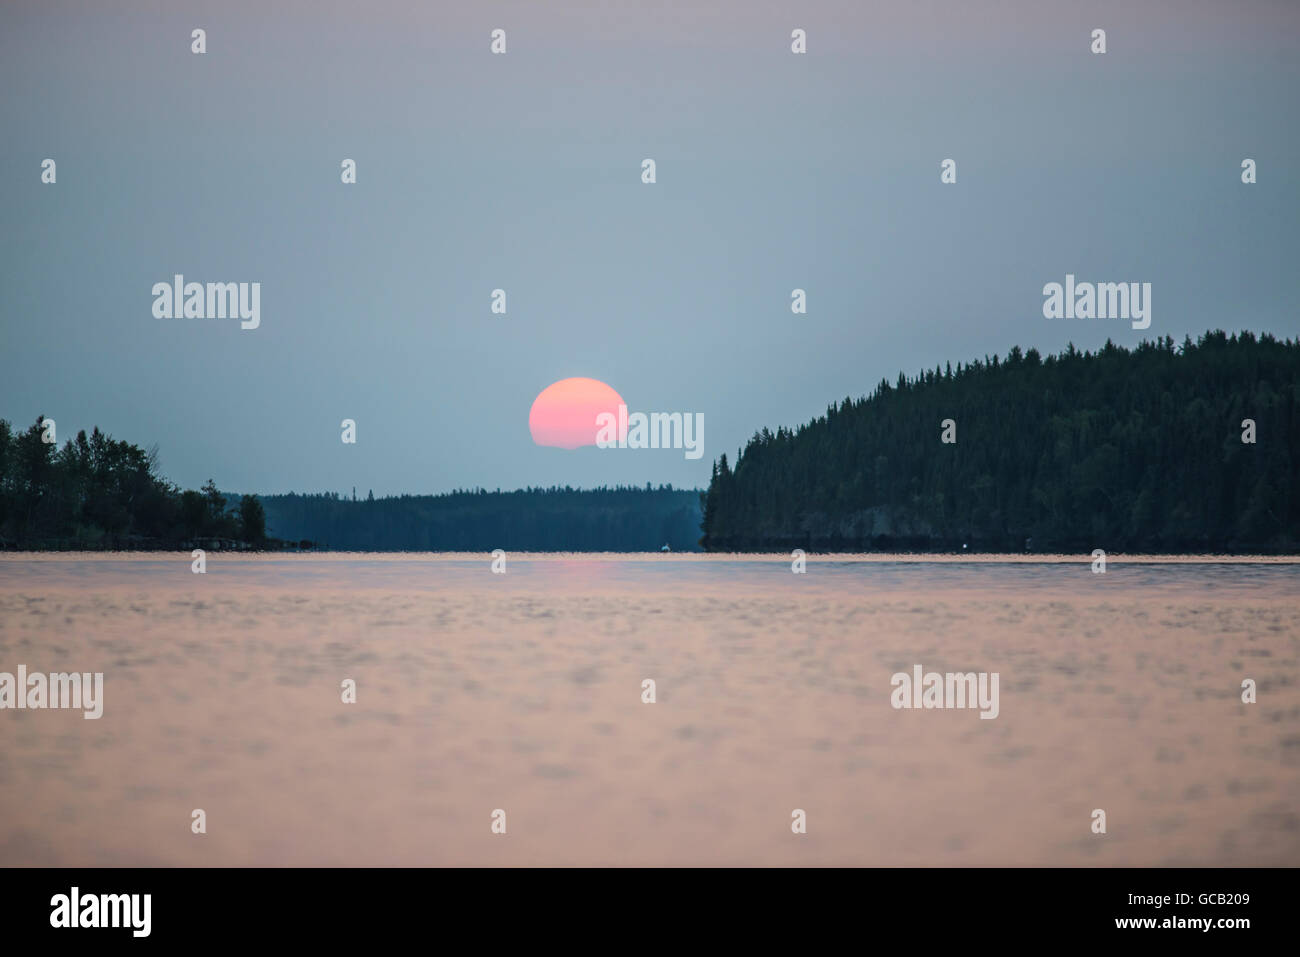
(700, 331, 1300, 552)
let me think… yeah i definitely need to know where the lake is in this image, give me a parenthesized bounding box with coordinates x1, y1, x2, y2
(1, 553, 1296, 866)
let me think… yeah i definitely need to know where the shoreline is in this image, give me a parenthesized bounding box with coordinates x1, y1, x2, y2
(2, 551, 1300, 564)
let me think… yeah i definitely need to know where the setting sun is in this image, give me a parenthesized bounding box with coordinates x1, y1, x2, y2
(529, 377, 626, 450)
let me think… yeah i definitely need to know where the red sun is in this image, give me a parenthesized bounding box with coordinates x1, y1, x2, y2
(529, 377, 626, 450)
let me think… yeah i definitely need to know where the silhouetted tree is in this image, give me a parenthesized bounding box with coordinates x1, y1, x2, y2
(239, 495, 266, 543)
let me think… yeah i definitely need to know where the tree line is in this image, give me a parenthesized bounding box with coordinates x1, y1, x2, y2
(0, 418, 265, 549)
(0, 418, 702, 551)
(258, 485, 702, 551)
(700, 331, 1300, 552)
(10, 329, 1294, 553)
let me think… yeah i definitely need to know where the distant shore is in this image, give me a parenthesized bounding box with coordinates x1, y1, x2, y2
(3, 550, 1299, 563)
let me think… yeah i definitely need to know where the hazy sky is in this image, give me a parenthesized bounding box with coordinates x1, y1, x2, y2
(3, 0, 1298, 495)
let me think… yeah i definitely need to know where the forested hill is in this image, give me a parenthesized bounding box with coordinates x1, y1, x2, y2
(260, 485, 703, 552)
(701, 331, 1300, 553)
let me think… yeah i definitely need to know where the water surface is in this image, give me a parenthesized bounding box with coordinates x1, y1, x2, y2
(1, 554, 1296, 866)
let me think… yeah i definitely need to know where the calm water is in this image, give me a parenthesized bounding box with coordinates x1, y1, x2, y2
(1, 554, 1297, 866)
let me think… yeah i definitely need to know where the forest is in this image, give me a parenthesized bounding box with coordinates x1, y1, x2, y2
(6, 330, 1296, 553)
(258, 485, 702, 552)
(0, 418, 701, 551)
(700, 331, 1300, 553)
(0, 418, 266, 549)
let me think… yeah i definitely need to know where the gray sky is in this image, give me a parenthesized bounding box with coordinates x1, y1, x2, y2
(3, 0, 1298, 495)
